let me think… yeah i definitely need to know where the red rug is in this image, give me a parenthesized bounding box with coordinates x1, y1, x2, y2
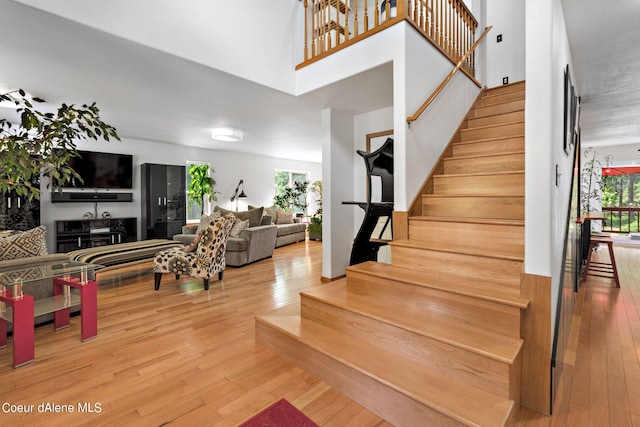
(239, 399, 318, 427)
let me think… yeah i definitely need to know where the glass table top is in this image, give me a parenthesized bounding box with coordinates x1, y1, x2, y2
(0, 260, 104, 288)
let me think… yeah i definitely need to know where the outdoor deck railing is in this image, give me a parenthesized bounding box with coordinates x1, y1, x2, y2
(602, 207, 640, 234)
(300, 0, 478, 75)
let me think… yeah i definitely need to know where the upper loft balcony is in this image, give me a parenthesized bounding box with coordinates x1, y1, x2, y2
(299, 0, 479, 78)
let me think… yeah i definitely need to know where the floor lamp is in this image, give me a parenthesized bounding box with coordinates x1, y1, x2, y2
(230, 179, 247, 211)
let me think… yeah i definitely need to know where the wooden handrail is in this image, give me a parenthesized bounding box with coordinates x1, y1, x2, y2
(406, 25, 492, 125)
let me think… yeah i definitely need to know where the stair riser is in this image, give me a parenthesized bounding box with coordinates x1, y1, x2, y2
(255, 319, 466, 427)
(345, 271, 522, 338)
(300, 295, 515, 398)
(433, 173, 524, 196)
(461, 122, 524, 142)
(421, 196, 524, 220)
(480, 91, 525, 106)
(391, 245, 523, 289)
(443, 153, 523, 174)
(466, 110, 524, 129)
(484, 82, 526, 96)
(408, 220, 524, 258)
(471, 99, 525, 119)
(452, 137, 524, 157)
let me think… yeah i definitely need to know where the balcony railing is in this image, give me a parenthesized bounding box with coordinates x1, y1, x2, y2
(300, 0, 479, 74)
(602, 207, 640, 233)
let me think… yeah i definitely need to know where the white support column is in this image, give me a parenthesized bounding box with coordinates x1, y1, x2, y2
(322, 108, 355, 279)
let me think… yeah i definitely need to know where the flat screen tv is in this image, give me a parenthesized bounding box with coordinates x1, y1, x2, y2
(65, 150, 133, 189)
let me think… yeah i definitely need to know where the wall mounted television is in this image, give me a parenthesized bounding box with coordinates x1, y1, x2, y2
(65, 150, 133, 189)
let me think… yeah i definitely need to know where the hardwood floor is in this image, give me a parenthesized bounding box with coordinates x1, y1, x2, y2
(0, 241, 638, 426)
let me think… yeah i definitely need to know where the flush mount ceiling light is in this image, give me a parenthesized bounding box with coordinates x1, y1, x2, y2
(211, 127, 243, 142)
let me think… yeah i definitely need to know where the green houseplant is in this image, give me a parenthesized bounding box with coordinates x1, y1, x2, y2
(0, 88, 120, 200)
(307, 180, 322, 240)
(187, 163, 219, 216)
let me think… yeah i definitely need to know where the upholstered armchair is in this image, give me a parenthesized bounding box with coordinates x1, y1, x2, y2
(153, 215, 234, 291)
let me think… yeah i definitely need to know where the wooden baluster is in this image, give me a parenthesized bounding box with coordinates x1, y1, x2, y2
(375, 0, 379, 27)
(311, 0, 317, 57)
(344, 0, 350, 43)
(336, 0, 342, 48)
(364, 0, 369, 32)
(427, 0, 432, 38)
(385, 0, 390, 22)
(304, 0, 309, 60)
(397, 0, 405, 20)
(354, 0, 359, 36)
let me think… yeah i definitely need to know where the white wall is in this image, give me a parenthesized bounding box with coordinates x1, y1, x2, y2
(322, 108, 355, 279)
(401, 25, 482, 210)
(486, 0, 526, 88)
(40, 138, 321, 252)
(525, 0, 576, 330)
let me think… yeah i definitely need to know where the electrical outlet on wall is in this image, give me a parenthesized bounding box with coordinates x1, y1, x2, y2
(503, 77, 509, 85)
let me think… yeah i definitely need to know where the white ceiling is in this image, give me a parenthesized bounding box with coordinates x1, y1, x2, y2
(0, 0, 393, 164)
(561, 0, 640, 164)
(2, 0, 639, 164)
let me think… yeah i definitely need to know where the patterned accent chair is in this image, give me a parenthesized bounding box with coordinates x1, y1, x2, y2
(153, 215, 234, 291)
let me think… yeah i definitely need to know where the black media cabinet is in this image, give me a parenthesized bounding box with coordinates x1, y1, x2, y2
(54, 217, 137, 253)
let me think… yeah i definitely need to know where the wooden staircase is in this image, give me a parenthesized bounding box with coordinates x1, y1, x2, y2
(257, 81, 532, 426)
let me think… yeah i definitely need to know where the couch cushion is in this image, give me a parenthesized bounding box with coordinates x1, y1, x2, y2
(276, 223, 307, 237)
(230, 219, 249, 237)
(215, 206, 264, 228)
(264, 205, 279, 222)
(276, 209, 294, 224)
(0, 225, 48, 260)
(196, 211, 221, 235)
(225, 237, 248, 252)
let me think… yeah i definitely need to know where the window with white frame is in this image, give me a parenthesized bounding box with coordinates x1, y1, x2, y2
(274, 169, 310, 215)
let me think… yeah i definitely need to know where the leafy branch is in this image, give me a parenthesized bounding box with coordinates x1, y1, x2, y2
(0, 88, 120, 200)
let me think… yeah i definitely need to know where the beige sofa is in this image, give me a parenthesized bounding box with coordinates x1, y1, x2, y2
(173, 207, 277, 267)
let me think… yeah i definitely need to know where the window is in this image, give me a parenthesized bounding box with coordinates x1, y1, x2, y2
(274, 169, 309, 215)
(186, 161, 212, 223)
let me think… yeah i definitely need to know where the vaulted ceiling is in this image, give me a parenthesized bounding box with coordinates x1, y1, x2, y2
(2, 0, 639, 164)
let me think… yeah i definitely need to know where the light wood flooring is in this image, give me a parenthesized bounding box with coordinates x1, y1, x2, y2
(0, 241, 638, 426)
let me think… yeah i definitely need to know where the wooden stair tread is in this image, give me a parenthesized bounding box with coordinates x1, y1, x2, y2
(409, 216, 524, 227)
(347, 261, 529, 309)
(434, 170, 525, 179)
(444, 151, 524, 161)
(461, 120, 524, 132)
(302, 281, 523, 364)
(390, 238, 524, 262)
(452, 135, 524, 147)
(258, 315, 515, 427)
(422, 194, 524, 199)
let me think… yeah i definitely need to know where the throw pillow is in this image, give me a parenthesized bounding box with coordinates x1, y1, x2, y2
(183, 233, 202, 253)
(264, 205, 279, 223)
(214, 206, 264, 228)
(276, 208, 294, 224)
(229, 219, 250, 238)
(196, 211, 221, 235)
(0, 225, 48, 260)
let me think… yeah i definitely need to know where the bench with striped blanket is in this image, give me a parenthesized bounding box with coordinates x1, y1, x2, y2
(67, 239, 184, 270)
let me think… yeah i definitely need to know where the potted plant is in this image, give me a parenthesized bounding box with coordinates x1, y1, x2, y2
(581, 148, 611, 214)
(187, 163, 219, 216)
(0, 88, 120, 200)
(307, 180, 322, 240)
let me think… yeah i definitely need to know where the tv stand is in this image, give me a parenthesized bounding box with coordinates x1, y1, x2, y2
(54, 217, 137, 253)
